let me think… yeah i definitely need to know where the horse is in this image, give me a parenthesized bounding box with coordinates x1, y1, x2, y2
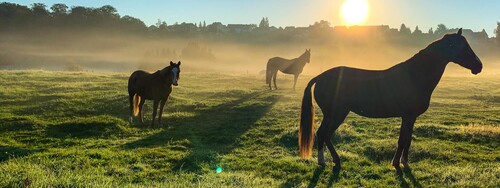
(266, 49, 311, 90)
(299, 29, 482, 172)
(128, 61, 181, 128)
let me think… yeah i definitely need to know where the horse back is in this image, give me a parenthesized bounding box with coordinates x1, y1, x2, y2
(314, 66, 430, 117)
(268, 57, 304, 74)
(128, 70, 172, 100)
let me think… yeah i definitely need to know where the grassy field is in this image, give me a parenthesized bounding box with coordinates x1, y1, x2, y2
(0, 70, 498, 187)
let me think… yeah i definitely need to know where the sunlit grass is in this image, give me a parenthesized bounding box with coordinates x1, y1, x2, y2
(0, 70, 498, 187)
(458, 123, 500, 137)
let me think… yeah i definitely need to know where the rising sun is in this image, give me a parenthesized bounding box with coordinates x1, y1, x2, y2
(341, 0, 369, 25)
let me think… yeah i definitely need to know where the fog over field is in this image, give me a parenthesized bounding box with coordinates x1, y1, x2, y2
(1, 24, 500, 76)
(1, 2, 499, 187)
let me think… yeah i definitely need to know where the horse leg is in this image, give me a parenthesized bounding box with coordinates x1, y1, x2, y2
(392, 116, 416, 171)
(325, 111, 349, 171)
(267, 69, 273, 90)
(151, 99, 160, 128)
(138, 98, 146, 125)
(128, 93, 134, 124)
(317, 116, 332, 166)
(158, 98, 168, 127)
(400, 116, 416, 168)
(272, 70, 278, 90)
(293, 74, 299, 90)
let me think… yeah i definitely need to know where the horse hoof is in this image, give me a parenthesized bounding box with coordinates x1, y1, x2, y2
(393, 162, 402, 173)
(402, 162, 410, 169)
(400, 160, 409, 168)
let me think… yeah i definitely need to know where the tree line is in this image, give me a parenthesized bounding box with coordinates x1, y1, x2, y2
(1, 2, 500, 46)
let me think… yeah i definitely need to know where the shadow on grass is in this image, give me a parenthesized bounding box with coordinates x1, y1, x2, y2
(0, 117, 36, 133)
(45, 115, 130, 138)
(122, 91, 278, 173)
(307, 166, 324, 188)
(395, 166, 422, 188)
(0, 146, 45, 162)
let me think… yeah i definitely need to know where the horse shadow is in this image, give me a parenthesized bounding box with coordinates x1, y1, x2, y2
(0, 146, 46, 162)
(396, 166, 422, 188)
(122, 91, 278, 173)
(0, 117, 46, 163)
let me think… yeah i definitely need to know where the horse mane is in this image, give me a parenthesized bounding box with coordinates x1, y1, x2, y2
(157, 65, 174, 76)
(397, 37, 447, 68)
(292, 50, 309, 63)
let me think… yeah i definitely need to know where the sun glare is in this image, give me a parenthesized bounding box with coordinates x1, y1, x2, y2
(341, 0, 369, 26)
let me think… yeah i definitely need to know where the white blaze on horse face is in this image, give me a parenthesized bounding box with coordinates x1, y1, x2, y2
(172, 67, 179, 85)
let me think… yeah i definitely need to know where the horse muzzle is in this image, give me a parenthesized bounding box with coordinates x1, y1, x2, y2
(470, 56, 482, 75)
(471, 67, 482, 75)
(173, 83, 179, 86)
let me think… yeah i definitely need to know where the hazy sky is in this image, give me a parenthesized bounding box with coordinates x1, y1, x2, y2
(6, 0, 500, 36)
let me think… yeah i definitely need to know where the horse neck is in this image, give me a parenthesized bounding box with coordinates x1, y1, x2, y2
(404, 49, 449, 94)
(294, 54, 308, 66)
(158, 67, 173, 84)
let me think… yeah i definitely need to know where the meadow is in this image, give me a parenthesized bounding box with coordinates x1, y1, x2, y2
(0, 70, 498, 187)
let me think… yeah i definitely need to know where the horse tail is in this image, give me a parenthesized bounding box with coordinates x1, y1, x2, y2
(299, 77, 317, 159)
(133, 94, 140, 116)
(266, 60, 272, 84)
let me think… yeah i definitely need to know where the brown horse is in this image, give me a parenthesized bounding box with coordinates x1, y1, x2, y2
(299, 29, 482, 171)
(128, 61, 181, 128)
(266, 49, 311, 90)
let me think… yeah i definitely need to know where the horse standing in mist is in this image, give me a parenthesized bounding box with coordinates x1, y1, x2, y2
(299, 29, 482, 172)
(266, 49, 311, 90)
(128, 61, 181, 128)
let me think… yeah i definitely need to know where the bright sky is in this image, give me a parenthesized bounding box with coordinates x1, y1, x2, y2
(6, 0, 500, 36)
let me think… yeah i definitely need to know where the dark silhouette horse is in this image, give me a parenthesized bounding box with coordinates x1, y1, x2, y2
(266, 49, 311, 90)
(128, 61, 181, 128)
(299, 29, 482, 171)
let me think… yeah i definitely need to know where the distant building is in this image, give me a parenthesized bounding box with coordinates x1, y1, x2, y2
(207, 22, 227, 33)
(227, 24, 256, 33)
(168, 22, 197, 33)
(333, 25, 394, 37)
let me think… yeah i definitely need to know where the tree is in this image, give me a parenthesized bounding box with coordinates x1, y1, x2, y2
(428, 27, 434, 35)
(495, 22, 500, 44)
(31, 3, 50, 26)
(311, 20, 330, 29)
(98, 5, 118, 17)
(50, 3, 68, 15)
(120, 15, 146, 32)
(259, 17, 269, 28)
(31, 3, 49, 16)
(155, 19, 168, 32)
(399, 23, 411, 35)
(413, 26, 422, 35)
(435, 24, 448, 36)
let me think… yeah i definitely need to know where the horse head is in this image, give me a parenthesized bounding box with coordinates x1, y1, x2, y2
(437, 28, 482, 74)
(169, 61, 181, 86)
(303, 49, 311, 63)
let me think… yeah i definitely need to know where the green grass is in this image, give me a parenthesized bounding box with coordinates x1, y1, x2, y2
(0, 70, 499, 187)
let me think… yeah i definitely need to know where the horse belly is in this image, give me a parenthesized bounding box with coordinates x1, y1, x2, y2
(347, 84, 410, 118)
(350, 102, 402, 118)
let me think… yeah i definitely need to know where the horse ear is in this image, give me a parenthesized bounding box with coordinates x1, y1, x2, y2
(170, 61, 174, 66)
(457, 28, 462, 35)
(178, 61, 181, 66)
